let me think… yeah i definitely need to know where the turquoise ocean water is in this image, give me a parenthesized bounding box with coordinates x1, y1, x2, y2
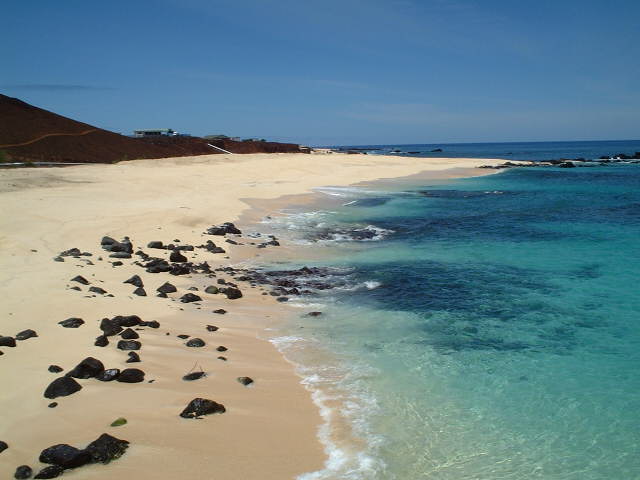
(258, 141, 640, 480)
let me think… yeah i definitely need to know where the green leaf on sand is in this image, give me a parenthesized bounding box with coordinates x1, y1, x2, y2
(110, 417, 127, 427)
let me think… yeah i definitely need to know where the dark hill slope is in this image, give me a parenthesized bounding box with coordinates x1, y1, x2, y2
(0, 94, 305, 163)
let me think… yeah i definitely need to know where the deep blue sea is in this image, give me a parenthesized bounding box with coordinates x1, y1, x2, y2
(259, 141, 640, 480)
(329, 139, 640, 162)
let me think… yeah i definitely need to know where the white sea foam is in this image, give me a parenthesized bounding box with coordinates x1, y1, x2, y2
(269, 334, 386, 480)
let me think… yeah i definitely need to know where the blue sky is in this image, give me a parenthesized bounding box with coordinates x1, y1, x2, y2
(2, 0, 638, 145)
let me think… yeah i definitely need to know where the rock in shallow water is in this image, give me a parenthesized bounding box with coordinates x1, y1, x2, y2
(44, 377, 82, 399)
(179, 398, 226, 418)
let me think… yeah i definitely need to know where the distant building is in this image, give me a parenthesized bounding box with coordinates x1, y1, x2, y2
(133, 128, 177, 137)
(204, 134, 242, 141)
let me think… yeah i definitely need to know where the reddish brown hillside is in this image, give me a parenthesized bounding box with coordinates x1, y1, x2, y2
(0, 94, 306, 163)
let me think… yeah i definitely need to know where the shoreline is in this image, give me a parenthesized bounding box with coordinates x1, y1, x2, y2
(0, 153, 509, 479)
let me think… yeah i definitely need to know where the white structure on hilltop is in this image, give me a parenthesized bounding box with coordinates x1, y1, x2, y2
(133, 128, 177, 137)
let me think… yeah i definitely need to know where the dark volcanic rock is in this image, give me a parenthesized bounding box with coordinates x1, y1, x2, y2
(96, 368, 120, 382)
(183, 371, 206, 381)
(94, 335, 109, 347)
(212, 309, 227, 314)
(180, 293, 202, 303)
(67, 357, 104, 379)
(44, 376, 82, 399)
(123, 275, 143, 287)
(117, 340, 141, 351)
(132, 287, 147, 296)
(85, 433, 129, 464)
(58, 317, 84, 328)
(157, 282, 177, 294)
(177, 334, 190, 339)
(225, 287, 243, 300)
(120, 328, 139, 339)
(112, 315, 142, 327)
(0, 440, 7, 452)
(16, 329, 38, 340)
(0, 336, 17, 347)
(48, 365, 63, 373)
(39, 443, 91, 469)
(169, 250, 187, 262)
(157, 292, 168, 298)
(89, 286, 108, 295)
(144, 258, 172, 273)
(179, 398, 226, 418)
(237, 376, 254, 386)
(216, 346, 228, 352)
(34, 465, 64, 479)
(70, 275, 89, 285)
(204, 285, 219, 294)
(170, 263, 191, 276)
(205, 222, 242, 236)
(116, 368, 145, 383)
(206, 325, 219, 332)
(99, 318, 122, 336)
(198, 240, 226, 254)
(14, 465, 33, 479)
(139, 320, 160, 328)
(48, 402, 58, 408)
(186, 338, 205, 347)
(126, 352, 140, 363)
(147, 241, 164, 249)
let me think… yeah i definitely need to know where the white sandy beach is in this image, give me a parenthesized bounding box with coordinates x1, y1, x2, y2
(0, 153, 508, 479)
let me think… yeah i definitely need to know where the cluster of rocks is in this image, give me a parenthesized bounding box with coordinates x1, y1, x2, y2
(44, 356, 146, 400)
(0, 222, 296, 478)
(7, 433, 129, 479)
(598, 151, 640, 160)
(481, 153, 640, 170)
(204, 222, 242, 236)
(53, 248, 92, 262)
(100, 236, 134, 259)
(0, 329, 38, 352)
